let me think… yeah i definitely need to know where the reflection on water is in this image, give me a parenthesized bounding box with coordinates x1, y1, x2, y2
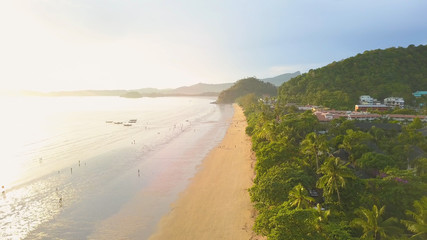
(0, 96, 233, 240)
(1, 173, 71, 240)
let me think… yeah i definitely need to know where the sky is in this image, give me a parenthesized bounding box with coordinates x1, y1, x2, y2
(0, 0, 426, 91)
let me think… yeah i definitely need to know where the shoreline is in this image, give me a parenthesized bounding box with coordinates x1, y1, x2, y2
(86, 103, 234, 240)
(149, 104, 262, 240)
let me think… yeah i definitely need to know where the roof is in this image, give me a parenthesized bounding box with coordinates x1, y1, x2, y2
(349, 114, 382, 118)
(417, 128, 427, 137)
(355, 104, 388, 108)
(413, 91, 427, 97)
(407, 145, 426, 161)
(384, 97, 404, 100)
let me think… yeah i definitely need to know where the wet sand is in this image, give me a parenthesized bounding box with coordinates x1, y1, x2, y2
(149, 104, 262, 240)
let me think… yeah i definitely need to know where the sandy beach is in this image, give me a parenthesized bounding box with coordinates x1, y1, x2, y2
(149, 104, 261, 240)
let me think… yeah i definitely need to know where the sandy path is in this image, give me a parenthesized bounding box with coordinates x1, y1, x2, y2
(149, 104, 261, 240)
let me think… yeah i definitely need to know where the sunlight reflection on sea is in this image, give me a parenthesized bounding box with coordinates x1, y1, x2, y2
(0, 96, 232, 240)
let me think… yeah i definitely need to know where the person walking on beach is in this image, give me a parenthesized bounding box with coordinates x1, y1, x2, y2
(2, 186, 6, 199)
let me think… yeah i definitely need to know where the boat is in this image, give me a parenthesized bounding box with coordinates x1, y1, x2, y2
(124, 123, 132, 126)
(128, 119, 137, 123)
(114, 121, 123, 124)
(106, 120, 113, 123)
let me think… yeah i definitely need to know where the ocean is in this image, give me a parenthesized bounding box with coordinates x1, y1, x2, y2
(0, 96, 233, 240)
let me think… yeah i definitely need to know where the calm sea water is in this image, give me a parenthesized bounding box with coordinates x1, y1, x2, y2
(0, 96, 233, 240)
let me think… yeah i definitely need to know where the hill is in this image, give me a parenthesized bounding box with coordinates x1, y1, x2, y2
(165, 83, 233, 95)
(17, 72, 298, 98)
(120, 91, 143, 98)
(216, 77, 277, 104)
(26, 83, 234, 97)
(278, 44, 427, 109)
(261, 71, 300, 86)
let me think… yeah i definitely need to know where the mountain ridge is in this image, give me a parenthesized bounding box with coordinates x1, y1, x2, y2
(261, 71, 300, 86)
(18, 72, 299, 97)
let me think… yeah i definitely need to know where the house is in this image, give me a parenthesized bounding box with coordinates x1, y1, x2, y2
(384, 97, 404, 108)
(259, 97, 276, 108)
(313, 110, 382, 122)
(313, 111, 347, 122)
(297, 105, 318, 111)
(348, 114, 382, 121)
(387, 114, 427, 122)
(359, 95, 377, 105)
(355, 104, 390, 112)
(313, 109, 427, 123)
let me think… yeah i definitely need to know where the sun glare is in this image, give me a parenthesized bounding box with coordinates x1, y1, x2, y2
(0, 97, 56, 188)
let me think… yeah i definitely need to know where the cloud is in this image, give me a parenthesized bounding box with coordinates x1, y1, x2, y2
(1, 0, 427, 91)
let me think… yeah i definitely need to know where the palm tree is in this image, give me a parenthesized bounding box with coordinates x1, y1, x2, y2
(339, 129, 371, 166)
(351, 205, 398, 240)
(316, 156, 354, 204)
(314, 203, 330, 234)
(401, 197, 427, 239)
(288, 183, 315, 209)
(301, 132, 328, 172)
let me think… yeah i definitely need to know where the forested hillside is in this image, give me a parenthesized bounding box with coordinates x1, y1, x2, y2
(278, 44, 427, 109)
(216, 77, 277, 104)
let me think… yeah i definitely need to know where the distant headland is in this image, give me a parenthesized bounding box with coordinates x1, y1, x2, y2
(9, 72, 300, 98)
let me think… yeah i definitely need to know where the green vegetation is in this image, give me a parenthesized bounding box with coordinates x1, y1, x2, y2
(401, 197, 427, 239)
(278, 44, 427, 109)
(216, 77, 277, 104)
(350, 205, 399, 240)
(239, 95, 427, 239)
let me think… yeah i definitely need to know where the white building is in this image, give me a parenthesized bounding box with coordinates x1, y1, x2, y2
(384, 97, 404, 108)
(359, 95, 378, 105)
